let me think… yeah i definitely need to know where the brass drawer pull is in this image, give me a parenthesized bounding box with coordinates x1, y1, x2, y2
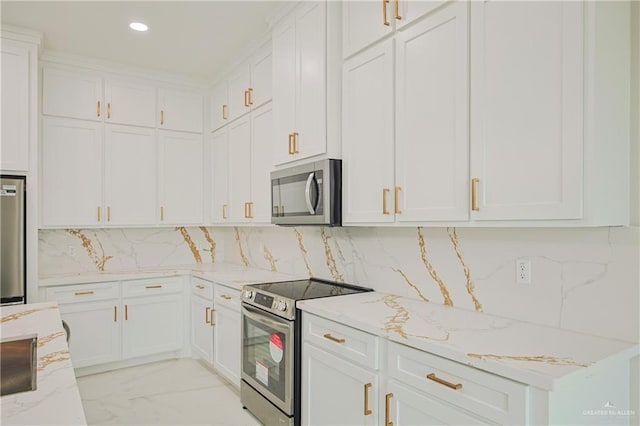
(210, 308, 215, 326)
(323, 333, 345, 344)
(220, 295, 232, 300)
(74, 291, 94, 296)
(364, 383, 372, 415)
(426, 373, 462, 390)
(206, 307, 211, 324)
(114, 306, 117, 322)
(196, 285, 205, 290)
(160, 109, 165, 125)
(125, 304, 128, 320)
(146, 285, 162, 289)
(222, 104, 228, 120)
(385, 392, 393, 426)
(394, 186, 401, 214)
(382, 188, 390, 215)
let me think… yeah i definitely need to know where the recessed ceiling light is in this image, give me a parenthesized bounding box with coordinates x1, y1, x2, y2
(129, 22, 148, 32)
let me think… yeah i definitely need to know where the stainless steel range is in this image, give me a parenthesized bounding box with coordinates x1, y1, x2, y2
(240, 278, 372, 426)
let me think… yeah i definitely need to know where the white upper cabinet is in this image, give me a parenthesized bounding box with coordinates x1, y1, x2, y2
(250, 41, 273, 109)
(395, 2, 469, 222)
(210, 127, 229, 223)
(41, 117, 103, 227)
(227, 64, 251, 123)
(342, 0, 394, 59)
(158, 88, 203, 133)
(343, 1, 468, 225)
(227, 115, 252, 223)
(158, 131, 203, 225)
(104, 79, 156, 127)
(250, 103, 275, 223)
(273, 1, 329, 165)
(104, 125, 157, 225)
(1, 43, 29, 171)
(342, 39, 395, 224)
(469, 1, 583, 221)
(210, 80, 228, 132)
(42, 67, 103, 121)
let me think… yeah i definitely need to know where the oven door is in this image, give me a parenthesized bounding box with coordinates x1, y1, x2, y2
(241, 303, 295, 415)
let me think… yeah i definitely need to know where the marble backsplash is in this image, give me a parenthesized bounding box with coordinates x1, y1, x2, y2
(39, 225, 639, 343)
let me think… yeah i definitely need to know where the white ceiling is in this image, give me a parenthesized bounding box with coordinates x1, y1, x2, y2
(1, 1, 286, 83)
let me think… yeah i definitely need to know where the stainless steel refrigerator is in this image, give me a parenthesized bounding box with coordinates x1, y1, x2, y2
(1, 175, 26, 305)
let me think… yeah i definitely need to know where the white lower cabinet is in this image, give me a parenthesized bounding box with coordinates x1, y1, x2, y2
(212, 284, 241, 387)
(191, 278, 214, 364)
(46, 278, 184, 370)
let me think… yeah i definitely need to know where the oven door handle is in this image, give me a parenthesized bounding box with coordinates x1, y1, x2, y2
(242, 304, 291, 333)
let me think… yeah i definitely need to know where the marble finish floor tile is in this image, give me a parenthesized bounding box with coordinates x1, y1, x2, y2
(77, 358, 260, 425)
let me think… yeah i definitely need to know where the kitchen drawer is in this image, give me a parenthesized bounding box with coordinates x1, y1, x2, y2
(213, 285, 240, 312)
(303, 313, 379, 370)
(387, 341, 527, 424)
(122, 277, 183, 297)
(46, 281, 119, 304)
(192, 278, 214, 301)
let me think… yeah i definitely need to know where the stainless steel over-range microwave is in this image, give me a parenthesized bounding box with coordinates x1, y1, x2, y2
(271, 159, 341, 226)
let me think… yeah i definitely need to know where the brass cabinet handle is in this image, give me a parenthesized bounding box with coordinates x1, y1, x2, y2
(196, 284, 205, 290)
(364, 383, 373, 415)
(244, 90, 250, 107)
(293, 132, 299, 154)
(383, 0, 390, 26)
(248, 88, 254, 105)
(220, 294, 232, 300)
(107, 206, 111, 222)
(74, 290, 94, 296)
(97, 100, 101, 117)
(97, 206, 101, 222)
(244, 202, 249, 218)
(394, 0, 402, 20)
(382, 188, 390, 215)
(426, 373, 463, 390)
(471, 178, 480, 211)
(385, 393, 394, 426)
(160, 109, 164, 125)
(107, 102, 111, 119)
(222, 104, 228, 120)
(288, 134, 294, 155)
(160, 206, 164, 221)
(394, 186, 401, 214)
(248, 202, 254, 219)
(323, 333, 346, 344)
(114, 306, 117, 322)
(125, 304, 128, 321)
(205, 306, 211, 324)
(145, 285, 162, 289)
(222, 204, 228, 219)
(210, 308, 215, 326)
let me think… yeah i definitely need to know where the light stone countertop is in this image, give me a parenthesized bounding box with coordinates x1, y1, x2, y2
(39, 262, 303, 291)
(297, 291, 639, 391)
(0, 302, 86, 425)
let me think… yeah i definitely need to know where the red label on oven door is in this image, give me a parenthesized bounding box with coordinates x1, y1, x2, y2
(270, 333, 283, 363)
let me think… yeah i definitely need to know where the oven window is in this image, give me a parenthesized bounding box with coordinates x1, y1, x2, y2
(243, 312, 288, 403)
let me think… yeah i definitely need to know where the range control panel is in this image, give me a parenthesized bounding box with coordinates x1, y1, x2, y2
(242, 289, 293, 320)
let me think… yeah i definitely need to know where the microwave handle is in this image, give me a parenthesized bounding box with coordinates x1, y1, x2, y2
(305, 172, 317, 214)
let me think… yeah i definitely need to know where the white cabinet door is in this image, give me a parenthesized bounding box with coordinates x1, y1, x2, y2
(395, 0, 451, 30)
(303, 343, 378, 426)
(227, 115, 252, 223)
(227, 64, 251, 122)
(294, 1, 327, 161)
(342, 39, 395, 224)
(469, 1, 583, 220)
(59, 300, 120, 368)
(213, 304, 241, 387)
(386, 380, 491, 425)
(42, 67, 103, 121)
(104, 79, 156, 127)
(342, 0, 394, 59)
(191, 295, 214, 364)
(1, 44, 29, 171)
(122, 294, 183, 359)
(158, 131, 203, 225)
(272, 15, 297, 166)
(158, 88, 203, 133)
(104, 125, 156, 225)
(250, 41, 272, 109)
(250, 103, 274, 224)
(395, 1, 469, 222)
(210, 80, 228, 132)
(210, 128, 229, 223)
(41, 117, 103, 227)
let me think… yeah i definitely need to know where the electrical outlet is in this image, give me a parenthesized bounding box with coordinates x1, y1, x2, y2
(68, 246, 76, 257)
(516, 259, 531, 284)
